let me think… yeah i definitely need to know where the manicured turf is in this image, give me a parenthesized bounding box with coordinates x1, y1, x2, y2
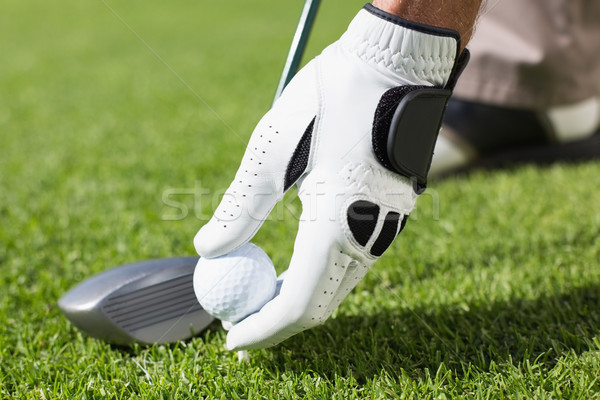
(2, 0, 600, 398)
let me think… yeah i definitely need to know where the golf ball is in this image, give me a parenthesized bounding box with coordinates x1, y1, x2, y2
(193, 243, 277, 322)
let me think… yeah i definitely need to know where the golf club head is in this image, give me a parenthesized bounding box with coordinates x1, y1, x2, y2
(58, 257, 214, 345)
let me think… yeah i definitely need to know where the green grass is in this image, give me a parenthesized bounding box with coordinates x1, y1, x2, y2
(2, 0, 600, 398)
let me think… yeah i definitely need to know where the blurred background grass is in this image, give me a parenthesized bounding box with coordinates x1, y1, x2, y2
(2, 0, 600, 398)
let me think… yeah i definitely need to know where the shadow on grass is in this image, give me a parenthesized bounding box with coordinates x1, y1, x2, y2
(265, 283, 600, 382)
(104, 318, 224, 355)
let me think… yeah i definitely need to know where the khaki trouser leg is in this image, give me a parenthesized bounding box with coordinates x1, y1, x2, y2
(455, 0, 600, 109)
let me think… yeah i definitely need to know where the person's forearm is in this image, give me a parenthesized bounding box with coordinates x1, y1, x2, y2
(372, 0, 482, 48)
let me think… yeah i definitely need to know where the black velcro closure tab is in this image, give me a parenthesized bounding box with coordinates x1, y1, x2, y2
(347, 200, 380, 247)
(372, 86, 425, 172)
(386, 87, 452, 193)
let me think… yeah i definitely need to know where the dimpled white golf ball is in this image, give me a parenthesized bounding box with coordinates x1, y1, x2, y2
(193, 243, 277, 322)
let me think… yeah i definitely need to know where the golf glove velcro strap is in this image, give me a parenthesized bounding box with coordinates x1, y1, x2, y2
(371, 48, 470, 193)
(374, 86, 452, 193)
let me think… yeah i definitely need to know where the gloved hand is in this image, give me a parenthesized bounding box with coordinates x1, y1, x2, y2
(194, 4, 466, 350)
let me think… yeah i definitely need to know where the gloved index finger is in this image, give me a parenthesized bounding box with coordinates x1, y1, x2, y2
(194, 64, 320, 259)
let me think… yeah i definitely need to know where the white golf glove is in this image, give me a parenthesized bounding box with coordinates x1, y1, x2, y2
(194, 4, 468, 350)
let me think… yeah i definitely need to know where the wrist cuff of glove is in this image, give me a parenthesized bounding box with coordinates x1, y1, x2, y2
(340, 3, 462, 87)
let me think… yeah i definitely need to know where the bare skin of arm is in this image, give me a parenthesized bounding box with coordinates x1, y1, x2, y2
(372, 0, 483, 48)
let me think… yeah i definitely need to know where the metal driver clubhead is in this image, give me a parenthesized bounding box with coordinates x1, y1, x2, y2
(58, 257, 214, 345)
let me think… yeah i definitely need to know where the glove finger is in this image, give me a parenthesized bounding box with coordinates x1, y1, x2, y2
(193, 154, 282, 258)
(194, 63, 319, 258)
(321, 259, 371, 320)
(225, 216, 355, 350)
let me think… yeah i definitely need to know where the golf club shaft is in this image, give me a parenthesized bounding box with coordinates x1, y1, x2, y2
(273, 0, 321, 104)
